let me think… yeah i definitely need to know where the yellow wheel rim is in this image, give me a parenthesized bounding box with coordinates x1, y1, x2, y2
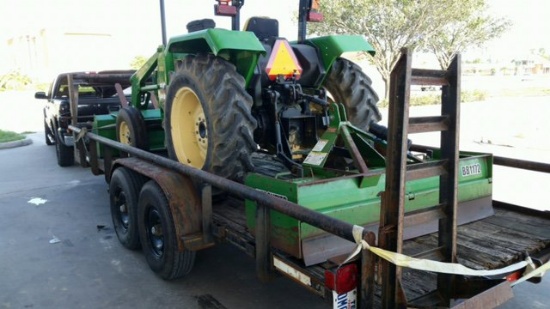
(171, 87, 207, 168)
(118, 121, 132, 145)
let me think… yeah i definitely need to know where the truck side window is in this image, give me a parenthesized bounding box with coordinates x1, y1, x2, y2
(58, 85, 69, 98)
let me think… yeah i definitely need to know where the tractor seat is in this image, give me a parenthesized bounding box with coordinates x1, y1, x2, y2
(187, 19, 216, 33)
(244, 17, 279, 41)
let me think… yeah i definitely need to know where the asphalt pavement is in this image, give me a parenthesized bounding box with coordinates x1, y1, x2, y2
(0, 133, 331, 309)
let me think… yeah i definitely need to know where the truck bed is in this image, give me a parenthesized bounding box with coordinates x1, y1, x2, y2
(212, 198, 550, 303)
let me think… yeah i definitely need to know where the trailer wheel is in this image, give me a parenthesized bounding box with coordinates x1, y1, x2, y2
(138, 180, 195, 280)
(323, 58, 382, 130)
(165, 54, 257, 182)
(116, 107, 148, 150)
(44, 121, 54, 146)
(55, 129, 74, 167)
(110, 167, 145, 250)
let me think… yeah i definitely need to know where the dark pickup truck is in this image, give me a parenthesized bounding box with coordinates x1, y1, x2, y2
(35, 71, 134, 166)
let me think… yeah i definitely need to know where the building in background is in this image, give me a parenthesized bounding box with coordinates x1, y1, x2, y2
(3, 27, 132, 82)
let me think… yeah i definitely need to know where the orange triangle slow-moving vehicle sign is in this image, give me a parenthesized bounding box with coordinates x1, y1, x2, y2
(265, 39, 303, 81)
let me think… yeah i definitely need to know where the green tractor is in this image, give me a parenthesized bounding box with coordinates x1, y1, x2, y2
(94, 0, 492, 274)
(112, 0, 381, 181)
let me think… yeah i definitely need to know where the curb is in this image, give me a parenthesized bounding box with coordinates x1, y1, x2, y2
(0, 137, 33, 150)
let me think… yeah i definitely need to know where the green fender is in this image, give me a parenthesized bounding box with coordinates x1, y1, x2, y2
(166, 28, 266, 85)
(306, 35, 375, 76)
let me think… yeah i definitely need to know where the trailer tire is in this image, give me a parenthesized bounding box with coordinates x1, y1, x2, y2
(165, 54, 257, 182)
(44, 121, 54, 146)
(55, 129, 74, 167)
(324, 58, 382, 130)
(138, 180, 195, 280)
(110, 167, 145, 250)
(116, 107, 148, 150)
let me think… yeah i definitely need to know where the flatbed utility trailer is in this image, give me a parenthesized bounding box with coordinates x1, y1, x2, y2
(64, 50, 550, 307)
(69, 126, 550, 308)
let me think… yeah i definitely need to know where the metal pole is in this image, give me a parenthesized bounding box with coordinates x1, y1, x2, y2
(159, 0, 167, 46)
(297, 0, 310, 42)
(231, 0, 243, 31)
(69, 126, 364, 244)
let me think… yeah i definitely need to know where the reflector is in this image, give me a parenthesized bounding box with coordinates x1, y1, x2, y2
(265, 39, 303, 81)
(325, 263, 358, 294)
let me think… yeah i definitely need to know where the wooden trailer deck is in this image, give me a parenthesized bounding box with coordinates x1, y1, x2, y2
(401, 202, 550, 302)
(212, 198, 550, 305)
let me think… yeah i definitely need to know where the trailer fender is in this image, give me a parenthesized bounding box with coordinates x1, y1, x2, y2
(306, 35, 375, 75)
(166, 28, 266, 85)
(113, 157, 201, 251)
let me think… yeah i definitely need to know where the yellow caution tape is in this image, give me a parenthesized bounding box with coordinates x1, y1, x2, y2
(348, 225, 548, 282)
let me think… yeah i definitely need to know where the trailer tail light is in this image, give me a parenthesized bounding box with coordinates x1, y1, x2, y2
(308, 0, 324, 22)
(265, 39, 303, 81)
(215, 1, 237, 16)
(325, 263, 358, 294)
(505, 270, 523, 282)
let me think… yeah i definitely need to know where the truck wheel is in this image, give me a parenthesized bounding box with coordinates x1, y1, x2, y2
(44, 121, 54, 146)
(55, 131, 74, 167)
(116, 107, 148, 150)
(138, 180, 195, 280)
(110, 167, 146, 250)
(324, 58, 382, 130)
(165, 54, 257, 182)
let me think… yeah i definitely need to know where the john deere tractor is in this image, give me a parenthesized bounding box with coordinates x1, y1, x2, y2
(92, 0, 492, 269)
(111, 0, 381, 182)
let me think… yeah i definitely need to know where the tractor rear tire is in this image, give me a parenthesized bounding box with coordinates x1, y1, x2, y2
(251, 152, 289, 178)
(165, 54, 257, 182)
(116, 107, 148, 150)
(323, 58, 382, 130)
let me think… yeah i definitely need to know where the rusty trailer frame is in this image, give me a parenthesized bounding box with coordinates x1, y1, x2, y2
(65, 57, 550, 308)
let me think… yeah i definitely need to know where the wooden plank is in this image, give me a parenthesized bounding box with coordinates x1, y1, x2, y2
(409, 116, 449, 133)
(484, 210, 550, 240)
(402, 269, 437, 300)
(457, 239, 513, 269)
(459, 221, 547, 251)
(493, 208, 550, 226)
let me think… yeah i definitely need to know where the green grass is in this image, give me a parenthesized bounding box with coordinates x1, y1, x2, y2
(0, 129, 26, 143)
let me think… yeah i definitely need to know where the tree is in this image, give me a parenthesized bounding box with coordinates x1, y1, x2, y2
(130, 56, 148, 70)
(426, 0, 511, 69)
(309, 0, 509, 99)
(309, 0, 450, 99)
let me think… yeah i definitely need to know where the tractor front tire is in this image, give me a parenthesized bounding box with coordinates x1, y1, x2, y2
(324, 58, 382, 130)
(165, 54, 257, 181)
(116, 107, 148, 150)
